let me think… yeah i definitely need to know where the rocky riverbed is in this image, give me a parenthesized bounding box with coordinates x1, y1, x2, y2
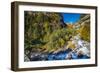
(24, 35, 90, 61)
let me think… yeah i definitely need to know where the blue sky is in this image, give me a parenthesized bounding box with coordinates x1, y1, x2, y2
(62, 13, 81, 24)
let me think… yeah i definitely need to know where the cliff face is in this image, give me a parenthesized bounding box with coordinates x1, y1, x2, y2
(79, 14, 90, 42)
(24, 11, 67, 51)
(80, 14, 90, 23)
(74, 14, 90, 42)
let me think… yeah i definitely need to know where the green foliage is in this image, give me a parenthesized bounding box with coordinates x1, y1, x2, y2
(44, 28, 76, 52)
(79, 22, 90, 42)
(24, 12, 62, 51)
(24, 11, 90, 53)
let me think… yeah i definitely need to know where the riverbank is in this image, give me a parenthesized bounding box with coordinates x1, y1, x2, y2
(24, 35, 90, 61)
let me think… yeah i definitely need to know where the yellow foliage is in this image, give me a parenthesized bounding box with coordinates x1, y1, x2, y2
(66, 41, 76, 50)
(79, 22, 90, 42)
(59, 38, 65, 47)
(67, 24, 74, 29)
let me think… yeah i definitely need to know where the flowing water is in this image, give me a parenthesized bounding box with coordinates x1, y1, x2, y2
(25, 35, 90, 61)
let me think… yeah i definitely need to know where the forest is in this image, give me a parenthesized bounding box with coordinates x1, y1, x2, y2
(24, 11, 90, 61)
